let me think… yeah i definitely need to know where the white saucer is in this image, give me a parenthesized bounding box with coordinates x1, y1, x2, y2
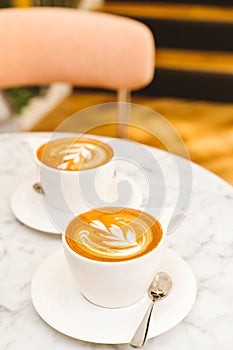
(11, 180, 60, 234)
(10, 172, 143, 234)
(31, 248, 197, 344)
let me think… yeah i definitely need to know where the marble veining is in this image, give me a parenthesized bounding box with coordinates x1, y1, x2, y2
(0, 133, 233, 350)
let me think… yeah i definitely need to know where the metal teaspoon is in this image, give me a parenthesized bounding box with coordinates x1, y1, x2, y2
(130, 271, 172, 348)
(33, 182, 45, 195)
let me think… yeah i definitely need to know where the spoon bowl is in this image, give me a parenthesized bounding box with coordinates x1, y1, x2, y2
(149, 271, 172, 300)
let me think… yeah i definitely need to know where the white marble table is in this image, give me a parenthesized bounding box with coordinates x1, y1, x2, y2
(1, 132, 233, 350)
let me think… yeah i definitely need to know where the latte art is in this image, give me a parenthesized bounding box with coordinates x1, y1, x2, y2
(78, 219, 147, 258)
(37, 137, 113, 171)
(65, 208, 163, 262)
(57, 143, 95, 170)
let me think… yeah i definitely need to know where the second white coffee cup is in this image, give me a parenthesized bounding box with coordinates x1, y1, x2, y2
(25, 136, 115, 213)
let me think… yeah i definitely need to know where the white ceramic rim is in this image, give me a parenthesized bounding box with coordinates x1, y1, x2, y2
(34, 136, 114, 173)
(62, 209, 166, 266)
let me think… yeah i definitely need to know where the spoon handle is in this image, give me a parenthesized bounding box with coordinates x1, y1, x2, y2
(130, 300, 156, 348)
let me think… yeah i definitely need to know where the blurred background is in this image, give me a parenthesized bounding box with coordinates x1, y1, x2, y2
(0, 0, 232, 184)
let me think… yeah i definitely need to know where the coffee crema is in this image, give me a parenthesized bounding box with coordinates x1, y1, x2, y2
(37, 137, 113, 171)
(65, 207, 163, 262)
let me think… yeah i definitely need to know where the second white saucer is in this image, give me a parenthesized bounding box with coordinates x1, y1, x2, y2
(11, 180, 60, 234)
(11, 171, 144, 234)
(31, 248, 197, 344)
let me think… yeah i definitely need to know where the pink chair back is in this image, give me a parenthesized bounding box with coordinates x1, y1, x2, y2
(0, 7, 155, 90)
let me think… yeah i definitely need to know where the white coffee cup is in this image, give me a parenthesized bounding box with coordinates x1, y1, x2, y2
(23, 136, 115, 213)
(62, 207, 165, 308)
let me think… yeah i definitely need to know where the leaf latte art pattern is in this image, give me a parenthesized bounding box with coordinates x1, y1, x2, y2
(78, 220, 146, 257)
(65, 208, 163, 262)
(37, 137, 113, 171)
(57, 143, 95, 170)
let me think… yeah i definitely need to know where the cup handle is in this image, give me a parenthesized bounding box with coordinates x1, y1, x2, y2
(166, 211, 186, 235)
(159, 206, 186, 235)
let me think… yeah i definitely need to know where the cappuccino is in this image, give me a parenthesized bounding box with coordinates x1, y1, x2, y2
(37, 137, 113, 171)
(65, 207, 163, 262)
